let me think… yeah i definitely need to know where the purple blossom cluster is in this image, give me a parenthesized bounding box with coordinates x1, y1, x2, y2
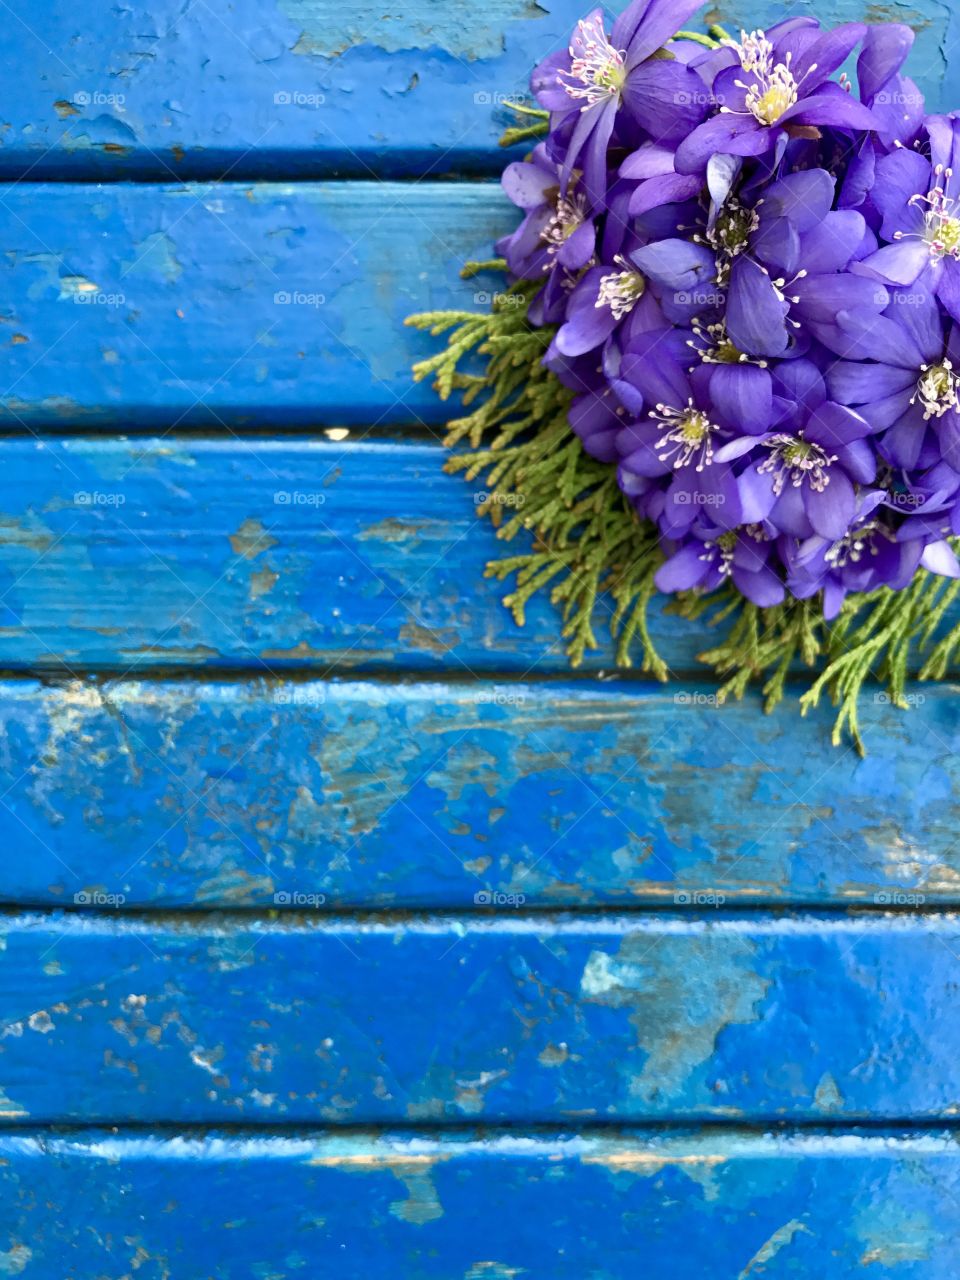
(499, 0, 960, 613)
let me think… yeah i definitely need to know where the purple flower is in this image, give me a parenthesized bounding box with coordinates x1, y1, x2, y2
(531, 0, 708, 206)
(655, 524, 785, 605)
(716, 167, 882, 358)
(854, 116, 960, 322)
(784, 491, 924, 617)
(615, 331, 744, 535)
(827, 289, 960, 469)
(675, 21, 878, 175)
(498, 144, 598, 324)
(716, 360, 877, 539)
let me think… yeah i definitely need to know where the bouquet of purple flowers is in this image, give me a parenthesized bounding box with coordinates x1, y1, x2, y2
(409, 0, 960, 748)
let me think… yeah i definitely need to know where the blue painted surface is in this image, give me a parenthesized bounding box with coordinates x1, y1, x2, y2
(2, 677, 960, 909)
(0, 0, 949, 179)
(1, 912, 959, 1123)
(0, 0, 591, 178)
(1, 0, 958, 1271)
(0, 436, 959, 675)
(1, 1131, 959, 1278)
(0, 183, 511, 426)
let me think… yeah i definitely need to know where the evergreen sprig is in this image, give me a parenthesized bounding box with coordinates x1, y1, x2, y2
(407, 265, 960, 753)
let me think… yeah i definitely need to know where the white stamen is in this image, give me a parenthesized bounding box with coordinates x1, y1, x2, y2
(595, 254, 645, 320)
(540, 191, 589, 269)
(559, 15, 627, 111)
(823, 519, 893, 568)
(689, 319, 767, 368)
(914, 358, 959, 418)
(896, 166, 960, 262)
(651, 399, 719, 472)
(724, 28, 813, 127)
(757, 434, 836, 495)
(700, 530, 739, 576)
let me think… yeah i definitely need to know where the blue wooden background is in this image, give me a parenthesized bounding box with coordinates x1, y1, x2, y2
(1, 1, 959, 1274)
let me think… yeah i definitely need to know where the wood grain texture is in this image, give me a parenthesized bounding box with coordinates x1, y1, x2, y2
(0, 1, 948, 180)
(3, 436, 960, 675)
(0, 182, 511, 426)
(0, 0, 588, 179)
(4, 677, 960, 909)
(1, 1130, 959, 1278)
(2, 912, 960, 1124)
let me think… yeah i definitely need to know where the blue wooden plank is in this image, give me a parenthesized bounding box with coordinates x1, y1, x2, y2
(0, 0, 947, 179)
(1, 1130, 958, 1278)
(2, 436, 959, 675)
(3, 677, 960, 909)
(2, 912, 960, 1123)
(0, 182, 511, 426)
(0, 0, 590, 179)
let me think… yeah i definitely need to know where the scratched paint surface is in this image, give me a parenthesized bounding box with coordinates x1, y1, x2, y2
(4, 677, 960, 908)
(1, 1132, 958, 1277)
(3, 0, 960, 1271)
(0, 1, 951, 179)
(1, 913, 960, 1122)
(0, 183, 511, 425)
(1, 436, 960, 674)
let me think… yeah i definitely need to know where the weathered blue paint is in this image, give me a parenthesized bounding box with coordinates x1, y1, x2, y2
(0, 183, 512, 426)
(1, 436, 959, 675)
(0, 1, 589, 179)
(1, 0, 958, 1269)
(0, 0, 947, 179)
(3, 677, 960, 909)
(2, 912, 960, 1123)
(1, 1130, 959, 1278)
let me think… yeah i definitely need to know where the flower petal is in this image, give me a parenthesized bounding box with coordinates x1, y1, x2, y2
(708, 364, 773, 434)
(725, 257, 789, 359)
(622, 60, 708, 144)
(804, 470, 856, 540)
(674, 113, 770, 175)
(654, 542, 710, 593)
(853, 239, 931, 287)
